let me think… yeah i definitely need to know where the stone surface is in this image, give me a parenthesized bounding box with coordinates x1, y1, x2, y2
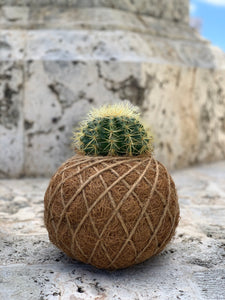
(0, 161, 225, 299)
(0, 60, 24, 177)
(0, 0, 189, 23)
(0, 0, 225, 177)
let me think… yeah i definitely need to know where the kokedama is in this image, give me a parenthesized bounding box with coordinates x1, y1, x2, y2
(44, 101, 179, 270)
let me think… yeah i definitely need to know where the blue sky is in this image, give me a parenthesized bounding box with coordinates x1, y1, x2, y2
(190, 0, 225, 52)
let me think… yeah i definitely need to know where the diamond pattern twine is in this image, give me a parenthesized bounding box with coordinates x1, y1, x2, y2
(44, 155, 179, 270)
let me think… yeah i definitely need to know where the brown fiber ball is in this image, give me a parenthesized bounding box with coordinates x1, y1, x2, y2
(44, 154, 179, 270)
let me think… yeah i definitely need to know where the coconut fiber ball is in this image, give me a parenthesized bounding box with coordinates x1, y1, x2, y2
(44, 154, 179, 270)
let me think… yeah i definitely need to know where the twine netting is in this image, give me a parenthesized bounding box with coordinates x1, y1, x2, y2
(44, 154, 179, 270)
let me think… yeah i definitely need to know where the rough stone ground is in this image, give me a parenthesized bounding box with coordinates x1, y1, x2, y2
(0, 161, 224, 300)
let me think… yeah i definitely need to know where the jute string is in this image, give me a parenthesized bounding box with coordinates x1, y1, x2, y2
(45, 154, 179, 269)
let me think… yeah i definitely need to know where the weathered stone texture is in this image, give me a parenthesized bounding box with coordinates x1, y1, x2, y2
(142, 65, 225, 168)
(0, 0, 189, 23)
(23, 60, 96, 175)
(0, 61, 24, 177)
(0, 0, 225, 177)
(0, 162, 224, 299)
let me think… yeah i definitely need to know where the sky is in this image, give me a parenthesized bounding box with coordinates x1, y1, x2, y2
(190, 0, 225, 52)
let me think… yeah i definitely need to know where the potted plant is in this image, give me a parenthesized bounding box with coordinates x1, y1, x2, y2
(44, 101, 179, 270)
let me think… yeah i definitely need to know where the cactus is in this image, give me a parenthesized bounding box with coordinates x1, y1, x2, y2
(74, 102, 153, 156)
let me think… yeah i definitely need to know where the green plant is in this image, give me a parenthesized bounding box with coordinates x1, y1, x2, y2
(74, 102, 153, 156)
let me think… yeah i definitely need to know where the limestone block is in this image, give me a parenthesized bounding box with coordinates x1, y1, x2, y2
(11, 28, 225, 174)
(23, 60, 98, 176)
(0, 0, 189, 23)
(71, 0, 189, 23)
(22, 57, 134, 176)
(0, 61, 24, 178)
(141, 64, 225, 169)
(0, 31, 25, 178)
(23, 57, 142, 176)
(0, 6, 193, 36)
(193, 69, 225, 164)
(25, 30, 224, 69)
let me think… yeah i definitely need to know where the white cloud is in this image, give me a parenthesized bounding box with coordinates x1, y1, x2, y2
(199, 0, 225, 6)
(190, 3, 197, 13)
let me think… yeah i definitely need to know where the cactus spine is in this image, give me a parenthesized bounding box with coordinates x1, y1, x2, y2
(74, 102, 153, 156)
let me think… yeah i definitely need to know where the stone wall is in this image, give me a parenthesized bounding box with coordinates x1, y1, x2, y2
(0, 0, 189, 23)
(0, 0, 225, 177)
